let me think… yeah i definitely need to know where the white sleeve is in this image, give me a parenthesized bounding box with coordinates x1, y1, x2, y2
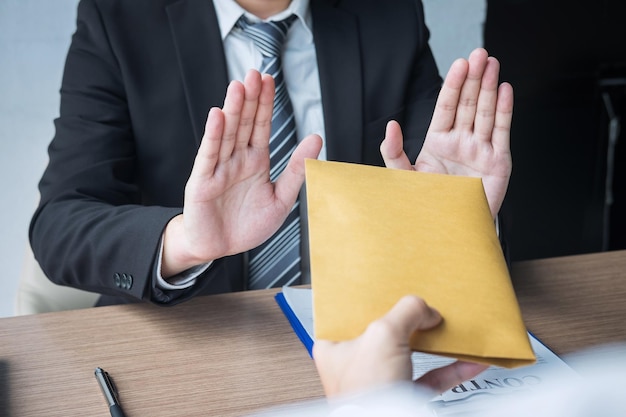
(154, 237, 212, 290)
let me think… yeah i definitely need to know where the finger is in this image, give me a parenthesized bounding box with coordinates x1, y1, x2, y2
(312, 338, 345, 370)
(312, 339, 352, 397)
(473, 57, 501, 142)
(274, 134, 323, 207)
(428, 58, 469, 134)
(380, 295, 442, 338)
(492, 82, 514, 153)
(380, 120, 414, 170)
(416, 361, 488, 393)
(219, 80, 245, 160)
(192, 107, 225, 178)
(312, 339, 334, 361)
(235, 70, 263, 149)
(454, 48, 489, 131)
(249, 74, 276, 149)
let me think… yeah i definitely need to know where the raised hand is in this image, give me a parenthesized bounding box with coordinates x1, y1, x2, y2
(161, 70, 322, 277)
(380, 48, 513, 218)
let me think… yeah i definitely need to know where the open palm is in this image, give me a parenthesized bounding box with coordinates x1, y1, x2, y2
(381, 48, 513, 219)
(162, 70, 322, 276)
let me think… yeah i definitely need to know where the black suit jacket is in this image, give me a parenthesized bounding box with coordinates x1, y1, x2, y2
(29, 0, 442, 306)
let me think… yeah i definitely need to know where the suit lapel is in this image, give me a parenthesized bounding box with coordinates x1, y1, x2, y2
(166, 0, 229, 144)
(165, 0, 364, 158)
(311, 0, 363, 163)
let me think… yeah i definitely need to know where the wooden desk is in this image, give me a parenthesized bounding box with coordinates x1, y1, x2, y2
(512, 249, 626, 355)
(0, 288, 324, 417)
(1, 250, 625, 416)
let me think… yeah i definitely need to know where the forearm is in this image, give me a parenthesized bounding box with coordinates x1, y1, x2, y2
(30, 197, 181, 301)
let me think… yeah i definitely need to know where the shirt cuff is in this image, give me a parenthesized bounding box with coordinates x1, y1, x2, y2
(155, 237, 212, 290)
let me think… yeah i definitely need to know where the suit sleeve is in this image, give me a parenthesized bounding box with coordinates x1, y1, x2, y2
(28, 0, 214, 305)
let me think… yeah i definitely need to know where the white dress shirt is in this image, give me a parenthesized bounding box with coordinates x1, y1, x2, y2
(214, 0, 326, 157)
(157, 0, 325, 290)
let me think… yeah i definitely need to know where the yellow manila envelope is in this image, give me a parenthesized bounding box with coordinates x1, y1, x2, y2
(306, 159, 536, 368)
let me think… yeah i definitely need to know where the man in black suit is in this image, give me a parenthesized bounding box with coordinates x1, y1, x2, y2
(29, 0, 513, 307)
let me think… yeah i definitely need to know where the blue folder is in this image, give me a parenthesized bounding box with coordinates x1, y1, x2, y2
(275, 292, 314, 358)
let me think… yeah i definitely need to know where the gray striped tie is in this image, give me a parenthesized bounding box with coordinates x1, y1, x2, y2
(237, 15, 301, 289)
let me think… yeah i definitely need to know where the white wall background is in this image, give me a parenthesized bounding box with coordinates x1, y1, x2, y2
(0, 0, 486, 318)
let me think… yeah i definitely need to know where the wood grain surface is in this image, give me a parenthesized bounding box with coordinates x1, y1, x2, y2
(1, 250, 625, 416)
(512, 250, 626, 355)
(0, 288, 323, 416)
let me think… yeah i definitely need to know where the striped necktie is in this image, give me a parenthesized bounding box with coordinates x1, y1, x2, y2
(236, 15, 302, 289)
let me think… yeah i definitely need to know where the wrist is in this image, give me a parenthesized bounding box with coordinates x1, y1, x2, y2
(161, 215, 207, 278)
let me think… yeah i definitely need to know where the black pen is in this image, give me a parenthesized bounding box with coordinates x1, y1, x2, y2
(95, 367, 127, 417)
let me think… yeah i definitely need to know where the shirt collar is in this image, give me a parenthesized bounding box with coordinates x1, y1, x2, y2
(213, 0, 313, 42)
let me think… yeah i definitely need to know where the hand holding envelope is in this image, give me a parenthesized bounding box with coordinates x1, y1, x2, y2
(306, 159, 536, 369)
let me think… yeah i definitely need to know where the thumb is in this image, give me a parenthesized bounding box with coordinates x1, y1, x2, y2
(274, 134, 323, 204)
(380, 295, 442, 340)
